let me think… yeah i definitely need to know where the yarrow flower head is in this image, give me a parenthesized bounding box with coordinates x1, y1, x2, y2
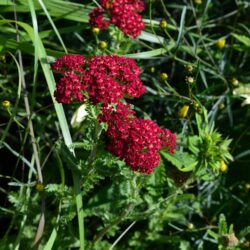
(107, 118, 176, 174)
(52, 54, 176, 174)
(99, 103, 176, 174)
(84, 55, 146, 103)
(99, 101, 135, 139)
(51, 54, 85, 72)
(52, 54, 146, 105)
(89, 0, 145, 38)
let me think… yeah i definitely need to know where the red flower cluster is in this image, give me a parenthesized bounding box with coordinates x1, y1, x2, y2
(99, 102, 176, 174)
(52, 55, 145, 104)
(54, 72, 85, 104)
(51, 55, 86, 104)
(89, 0, 145, 38)
(52, 54, 176, 174)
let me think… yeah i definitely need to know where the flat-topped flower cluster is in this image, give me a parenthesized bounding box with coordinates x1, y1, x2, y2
(89, 0, 145, 38)
(52, 54, 176, 174)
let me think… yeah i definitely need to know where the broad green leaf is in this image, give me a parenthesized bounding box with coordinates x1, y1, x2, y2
(161, 151, 198, 172)
(232, 33, 250, 47)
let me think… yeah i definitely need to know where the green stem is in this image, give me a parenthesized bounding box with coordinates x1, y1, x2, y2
(73, 173, 85, 250)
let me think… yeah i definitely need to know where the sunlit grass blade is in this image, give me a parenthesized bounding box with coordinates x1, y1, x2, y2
(175, 5, 187, 50)
(37, 0, 68, 54)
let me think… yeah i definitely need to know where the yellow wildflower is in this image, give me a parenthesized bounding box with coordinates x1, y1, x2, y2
(92, 27, 100, 35)
(160, 20, 168, 29)
(216, 39, 226, 49)
(99, 41, 107, 49)
(2, 100, 10, 108)
(160, 73, 168, 81)
(220, 160, 228, 172)
(178, 105, 190, 118)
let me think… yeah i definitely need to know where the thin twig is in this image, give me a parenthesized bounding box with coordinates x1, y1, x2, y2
(109, 221, 136, 250)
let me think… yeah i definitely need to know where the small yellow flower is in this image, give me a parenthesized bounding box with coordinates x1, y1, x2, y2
(194, 0, 202, 4)
(150, 67, 155, 73)
(178, 105, 190, 118)
(160, 73, 168, 81)
(216, 39, 226, 49)
(92, 27, 100, 35)
(231, 78, 239, 86)
(2, 100, 10, 108)
(220, 160, 228, 172)
(99, 41, 107, 49)
(35, 182, 45, 192)
(186, 76, 194, 84)
(160, 20, 168, 29)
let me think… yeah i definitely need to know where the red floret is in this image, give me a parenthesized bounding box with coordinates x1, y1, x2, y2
(54, 72, 85, 104)
(89, 8, 110, 30)
(51, 54, 85, 72)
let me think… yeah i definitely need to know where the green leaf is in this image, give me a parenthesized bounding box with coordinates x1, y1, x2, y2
(207, 229, 219, 240)
(232, 33, 250, 47)
(219, 214, 228, 235)
(239, 226, 250, 239)
(187, 136, 200, 155)
(125, 48, 168, 59)
(179, 240, 192, 250)
(161, 151, 198, 172)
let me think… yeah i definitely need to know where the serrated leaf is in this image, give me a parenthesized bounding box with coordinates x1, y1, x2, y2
(161, 151, 198, 172)
(219, 214, 228, 235)
(239, 226, 250, 239)
(187, 136, 200, 154)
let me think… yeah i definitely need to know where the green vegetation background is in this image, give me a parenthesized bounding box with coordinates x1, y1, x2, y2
(0, 0, 250, 249)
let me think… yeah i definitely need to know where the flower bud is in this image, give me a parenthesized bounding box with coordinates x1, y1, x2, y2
(186, 76, 194, 84)
(99, 41, 108, 49)
(0, 55, 6, 63)
(178, 105, 189, 118)
(150, 67, 155, 73)
(2, 100, 10, 108)
(219, 103, 225, 110)
(92, 27, 100, 35)
(216, 39, 226, 49)
(185, 64, 194, 74)
(220, 160, 228, 172)
(194, 0, 202, 4)
(160, 20, 168, 29)
(160, 73, 168, 81)
(187, 223, 194, 229)
(35, 182, 45, 192)
(231, 78, 239, 86)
